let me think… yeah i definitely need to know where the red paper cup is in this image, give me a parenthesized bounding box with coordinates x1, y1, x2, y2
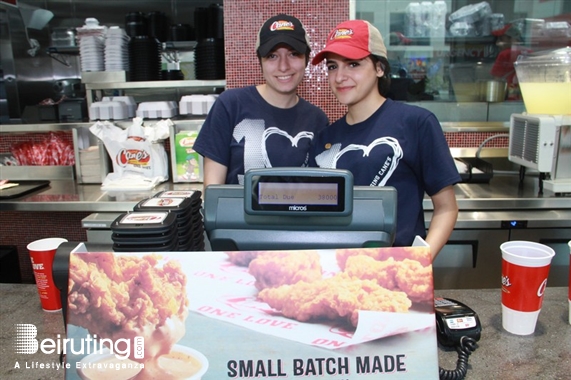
(27, 238, 68, 312)
(501, 241, 555, 335)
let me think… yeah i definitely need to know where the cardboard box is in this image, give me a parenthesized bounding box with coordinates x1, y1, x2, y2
(172, 130, 203, 183)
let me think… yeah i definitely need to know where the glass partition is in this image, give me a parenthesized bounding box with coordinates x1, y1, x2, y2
(354, 0, 570, 112)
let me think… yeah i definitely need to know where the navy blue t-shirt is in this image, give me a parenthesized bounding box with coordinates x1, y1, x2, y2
(194, 86, 329, 184)
(309, 98, 461, 247)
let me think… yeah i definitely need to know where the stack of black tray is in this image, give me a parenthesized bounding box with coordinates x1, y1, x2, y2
(110, 190, 204, 252)
(110, 211, 179, 252)
(145, 190, 204, 251)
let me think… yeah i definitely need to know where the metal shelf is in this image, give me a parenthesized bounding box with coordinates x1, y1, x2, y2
(0, 122, 84, 133)
(83, 79, 225, 109)
(84, 79, 225, 91)
(47, 46, 79, 55)
(162, 41, 197, 51)
(46, 46, 80, 67)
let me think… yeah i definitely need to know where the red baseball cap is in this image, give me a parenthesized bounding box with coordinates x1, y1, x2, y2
(312, 20, 387, 65)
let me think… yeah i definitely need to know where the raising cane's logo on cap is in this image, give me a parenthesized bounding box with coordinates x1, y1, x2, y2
(332, 28, 354, 40)
(270, 20, 295, 31)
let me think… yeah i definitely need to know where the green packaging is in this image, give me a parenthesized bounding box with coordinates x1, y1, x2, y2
(174, 130, 203, 182)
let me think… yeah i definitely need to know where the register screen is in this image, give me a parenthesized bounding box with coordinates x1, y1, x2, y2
(257, 182, 338, 205)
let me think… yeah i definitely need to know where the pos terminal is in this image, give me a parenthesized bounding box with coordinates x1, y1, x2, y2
(203, 168, 398, 251)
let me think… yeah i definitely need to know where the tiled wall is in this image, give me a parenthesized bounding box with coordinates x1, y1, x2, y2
(224, 0, 349, 122)
(445, 131, 509, 148)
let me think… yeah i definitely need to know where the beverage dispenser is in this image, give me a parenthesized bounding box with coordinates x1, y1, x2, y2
(508, 47, 571, 193)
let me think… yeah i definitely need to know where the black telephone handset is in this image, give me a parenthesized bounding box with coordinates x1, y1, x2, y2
(435, 298, 481, 380)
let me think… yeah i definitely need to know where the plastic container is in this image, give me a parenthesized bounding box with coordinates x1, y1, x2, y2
(179, 95, 218, 115)
(89, 101, 129, 120)
(449, 1, 492, 24)
(51, 28, 76, 47)
(101, 96, 136, 118)
(136, 101, 178, 118)
(514, 47, 571, 115)
(405, 2, 422, 38)
(544, 22, 571, 38)
(431, 1, 447, 38)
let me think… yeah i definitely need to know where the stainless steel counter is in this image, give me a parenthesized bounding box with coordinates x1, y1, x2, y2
(1, 284, 569, 380)
(1, 175, 570, 215)
(0, 180, 203, 212)
(2, 173, 569, 291)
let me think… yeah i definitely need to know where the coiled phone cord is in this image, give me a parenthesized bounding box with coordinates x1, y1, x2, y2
(439, 336, 479, 380)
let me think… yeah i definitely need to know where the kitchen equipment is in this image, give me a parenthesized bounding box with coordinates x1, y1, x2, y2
(194, 38, 225, 80)
(449, 62, 490, 102)
(169, 24, 192, 41)
(514, 47, 571, 115)
(58, 98, 87, 122)
(484, 80, 507, 102)
(53, 79, 85, 98)
(509, 47, 571, 193)
(104, 26, 129, 72)
(161, 70, 184, 80)
(18, 3, 53, 30)
(128, 35, 161, 81)
(0, 180, 50, 199)
(193, 8, 209, 41)
(50, 28, 76, 47)
(147, 11, 169, 42)
(509, 114, 571, 193)
(455, 157, 493, 183)
(23, 102, 68, 124)
(125, 12, 147, 38)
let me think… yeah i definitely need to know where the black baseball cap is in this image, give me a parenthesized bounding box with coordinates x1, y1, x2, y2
(256, 14, 311, 57)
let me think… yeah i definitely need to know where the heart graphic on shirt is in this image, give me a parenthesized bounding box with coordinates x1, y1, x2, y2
(233, 120, 315, 184)
(261, 127, 314, 167)
(315, 137, 403, 186)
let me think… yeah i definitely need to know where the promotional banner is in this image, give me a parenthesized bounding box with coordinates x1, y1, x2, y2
(65, 246, 439, 379)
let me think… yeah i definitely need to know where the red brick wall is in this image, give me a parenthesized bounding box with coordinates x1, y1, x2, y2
(1, 212, 89, 283)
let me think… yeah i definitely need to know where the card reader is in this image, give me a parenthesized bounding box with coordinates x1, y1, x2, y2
(435, 297, 481, 347)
